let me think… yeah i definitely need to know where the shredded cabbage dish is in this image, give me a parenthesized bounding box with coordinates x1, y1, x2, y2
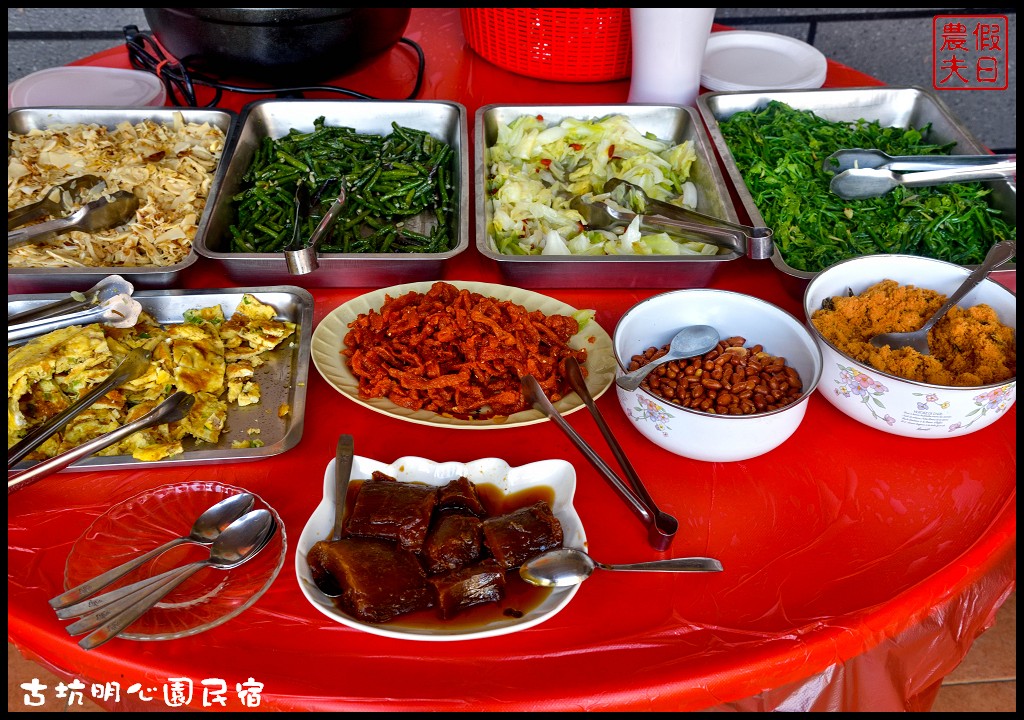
(485, 113, 721, 257)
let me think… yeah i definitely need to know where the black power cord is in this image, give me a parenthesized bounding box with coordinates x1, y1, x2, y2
(123, 25, 425, 107)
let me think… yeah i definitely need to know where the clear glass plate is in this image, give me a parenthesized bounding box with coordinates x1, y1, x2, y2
(63, 481, 287, 641)
(310, 280, 616, 428)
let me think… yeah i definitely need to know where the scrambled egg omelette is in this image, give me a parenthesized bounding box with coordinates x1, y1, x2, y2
(8, 293, 296, 462)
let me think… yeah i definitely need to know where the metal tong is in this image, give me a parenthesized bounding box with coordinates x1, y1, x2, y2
(8, 174, 105, 231)
(577, 178, 774, 260)
(8, 348, 153, 469)
(822, 148, 1017, 174)
(8, 391, 195, 495)
(8, 275, 140, 346)
(8, 190, 140, 248)
(285, 181, 348, 275)
(522, 357, 678, 551)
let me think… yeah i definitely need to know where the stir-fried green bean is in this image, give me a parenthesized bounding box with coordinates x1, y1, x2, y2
(228, 117, 458, 254)
(718, 101, 1015, 272)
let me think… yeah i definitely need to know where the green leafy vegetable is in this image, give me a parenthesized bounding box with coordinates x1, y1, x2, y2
(718, 100, 1015, 272)
(228, 117, 457, 255)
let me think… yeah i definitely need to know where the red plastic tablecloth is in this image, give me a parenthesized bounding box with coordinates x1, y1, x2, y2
(8, 8, 1016, 712)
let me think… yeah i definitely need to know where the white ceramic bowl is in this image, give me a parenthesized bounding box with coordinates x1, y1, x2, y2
(613, 289, 823, 462)
(295, 455, 587, 641)
(803, 253, 1016, 438)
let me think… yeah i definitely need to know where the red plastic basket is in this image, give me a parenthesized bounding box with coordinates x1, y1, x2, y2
(460, 8, 631, 83)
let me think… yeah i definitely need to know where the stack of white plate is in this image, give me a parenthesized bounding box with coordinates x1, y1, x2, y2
(701, 30, 828, 92)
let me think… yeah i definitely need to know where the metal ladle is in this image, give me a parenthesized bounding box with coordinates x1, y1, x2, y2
(520, 547, 723, 588)
(615, 325, 720, 392)
(49, 491, 256, 613)
(7, 191, 140, 248)
(829, 160, 1017, 200)
(867, 240, 1016, 354)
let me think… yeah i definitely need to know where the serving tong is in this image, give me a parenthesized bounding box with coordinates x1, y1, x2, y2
(8, 190, 140, 249)
(522, 358, 678, 551)
(8, 174, 104, 231)
(8, 275, 141, 346)
(284, 181, 348, 275)
(573, 178, 774, 260)
(823, 149, 1017, 200)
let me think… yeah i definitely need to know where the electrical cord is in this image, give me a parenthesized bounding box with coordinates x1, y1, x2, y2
(123, 25, 425, 107)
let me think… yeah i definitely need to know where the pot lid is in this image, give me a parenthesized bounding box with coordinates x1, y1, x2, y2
(8, 66, 167, 109)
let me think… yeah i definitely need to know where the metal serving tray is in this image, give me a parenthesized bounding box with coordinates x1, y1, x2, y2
(475, 104, 746, 289)
(7, 107, 237, 295)
(195, 99, 470, 288)
(698, 86, 1017, 296)
(7, 286, 314, 473)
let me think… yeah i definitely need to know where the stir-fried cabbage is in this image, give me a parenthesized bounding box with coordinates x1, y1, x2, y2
(485, 113, 718, 257)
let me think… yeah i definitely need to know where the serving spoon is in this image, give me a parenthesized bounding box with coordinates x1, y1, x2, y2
(49, 491, 256, 612)
(307, 433, 356, 598)
(67, 509, 277, 649)
(615, 325, 720, 392)
(520, 547, 724, 588)
(829, 160, 1017, 200)
(868, 240, 1016, 354)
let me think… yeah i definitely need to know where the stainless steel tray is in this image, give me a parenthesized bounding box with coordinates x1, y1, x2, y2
(7, 107, 237, 295)
(195, 99, 470, 288)
(697, 86, 1017, 296)
(7, 286, 313, 473)
(475, 104, 745, 289)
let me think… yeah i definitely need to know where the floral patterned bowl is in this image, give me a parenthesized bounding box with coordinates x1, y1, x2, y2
(802, 253, 1016, 439)
(612, 289, 823, 462)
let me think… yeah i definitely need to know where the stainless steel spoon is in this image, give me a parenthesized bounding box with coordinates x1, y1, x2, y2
(868, 240, 1017, 354)
(307, 433, 355, 598)
(823, 149, 1016, 174)
(68, 509, 277, 649)
(616, 325, 720, 392)
(8, 190, 140, 248)
(829, 160, 1017, 200)
(7, 391, 195, 495)
(8, 348, 152, 469)
(49, 491, 256, 612)
(520, 547, 724, 588)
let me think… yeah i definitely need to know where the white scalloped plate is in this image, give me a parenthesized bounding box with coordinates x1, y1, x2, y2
(295, 455, 587, 641)
(310, 280, 615, 428)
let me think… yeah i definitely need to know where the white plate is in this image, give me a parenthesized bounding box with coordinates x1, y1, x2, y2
(701, 30, 828, 92)
(310, 280, 615, 428)
(294, 455, 587, 641)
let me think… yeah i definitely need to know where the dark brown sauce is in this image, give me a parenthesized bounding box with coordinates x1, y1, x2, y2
(332, 480, 557, 630)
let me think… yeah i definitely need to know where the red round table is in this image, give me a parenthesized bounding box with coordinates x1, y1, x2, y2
(8, 8, 1015, 712)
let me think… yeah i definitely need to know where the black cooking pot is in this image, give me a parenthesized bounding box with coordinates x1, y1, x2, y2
(143, 8, 411, 82)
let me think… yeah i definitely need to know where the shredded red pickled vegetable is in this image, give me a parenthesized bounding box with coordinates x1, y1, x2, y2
(342, 282, 587, 419)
